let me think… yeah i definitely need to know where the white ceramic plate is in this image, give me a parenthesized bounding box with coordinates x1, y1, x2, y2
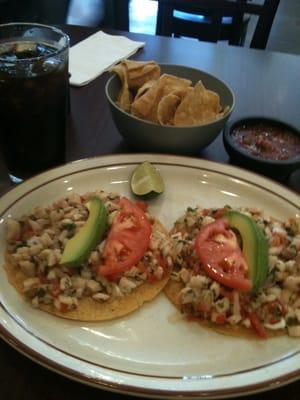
(0, 154, 299, 399)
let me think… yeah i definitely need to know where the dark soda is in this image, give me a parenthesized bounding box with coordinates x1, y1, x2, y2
(0, 40, 69, 180)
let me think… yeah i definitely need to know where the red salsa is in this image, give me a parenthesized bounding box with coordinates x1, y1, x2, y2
(231, 123, 300, 161)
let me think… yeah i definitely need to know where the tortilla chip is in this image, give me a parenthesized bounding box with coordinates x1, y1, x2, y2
(171, 87, 191, 100)
(174, 81, 222, 126)
(134, 79, 157, 101)
(111, 60, 231, 126)
(131, 80, 162, 122)
(121, 60, 160, 90)
(131, 74, 192, 123)
(158, 74, 192, 94)
(5, 220, 171, 321)
(111, 64, 132, 112)
(157, 93, 181, 125)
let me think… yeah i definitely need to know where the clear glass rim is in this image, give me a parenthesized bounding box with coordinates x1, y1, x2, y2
(0, 22, 70, 62)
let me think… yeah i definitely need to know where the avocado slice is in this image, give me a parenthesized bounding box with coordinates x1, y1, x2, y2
(225, 210, 269, 292)
(60, 197, 108, 267)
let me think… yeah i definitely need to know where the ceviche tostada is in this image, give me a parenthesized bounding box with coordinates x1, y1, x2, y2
(4, 190, 173, 321)
(165, 206, 300, 339)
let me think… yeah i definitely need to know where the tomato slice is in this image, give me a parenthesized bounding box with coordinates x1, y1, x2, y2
(98, 198, 152, 280)
(194, 218, 252, 292)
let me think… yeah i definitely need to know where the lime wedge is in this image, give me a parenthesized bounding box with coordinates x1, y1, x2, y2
(131, 161, 165, 196)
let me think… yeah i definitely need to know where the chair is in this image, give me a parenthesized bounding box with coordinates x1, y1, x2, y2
(102, 0, 130, 31)
(0, 0, 130, 31)
(0, 0, 70, 24)
(156, 0, 280, 49)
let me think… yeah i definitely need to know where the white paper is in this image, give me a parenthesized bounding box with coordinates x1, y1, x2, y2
(69, 31, 145, 86)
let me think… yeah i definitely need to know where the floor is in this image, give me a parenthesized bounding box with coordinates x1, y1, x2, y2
(67, 0, 300, 55)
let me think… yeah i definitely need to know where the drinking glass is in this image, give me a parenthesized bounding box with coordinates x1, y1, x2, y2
(0, 23, 70, 183)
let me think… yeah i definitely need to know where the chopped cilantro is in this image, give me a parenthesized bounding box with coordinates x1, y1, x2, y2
(286, 316, 298, 326)
(63, 222, 76, 231)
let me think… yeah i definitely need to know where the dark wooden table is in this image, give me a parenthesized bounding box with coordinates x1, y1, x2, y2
(0, 24, 299, 400)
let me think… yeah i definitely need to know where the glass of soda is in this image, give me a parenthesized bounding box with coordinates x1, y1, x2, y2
(0, 23, 70, 183)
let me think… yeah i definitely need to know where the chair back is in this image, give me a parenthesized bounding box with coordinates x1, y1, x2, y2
(102, 0, 130, 31)
(156, 0, 280, 49)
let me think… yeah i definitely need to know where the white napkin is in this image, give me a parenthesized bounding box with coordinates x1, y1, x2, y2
(69, 31, 145, 86)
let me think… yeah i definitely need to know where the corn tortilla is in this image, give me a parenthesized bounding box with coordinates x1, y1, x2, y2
(163, 205, 296, 339)
(5, 220, 171, 321)
(164, 279, 284, 339)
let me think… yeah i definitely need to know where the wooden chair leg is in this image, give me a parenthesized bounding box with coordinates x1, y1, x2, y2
(228, 12, 245, 46)
(156, 2, 173, 36)
(103, 0, 129, 31)
(250, 0, 280, 49)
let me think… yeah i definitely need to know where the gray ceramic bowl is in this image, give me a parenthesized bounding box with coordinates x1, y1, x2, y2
(223, 117, 300, 179)
(105, 64, 235, 154)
